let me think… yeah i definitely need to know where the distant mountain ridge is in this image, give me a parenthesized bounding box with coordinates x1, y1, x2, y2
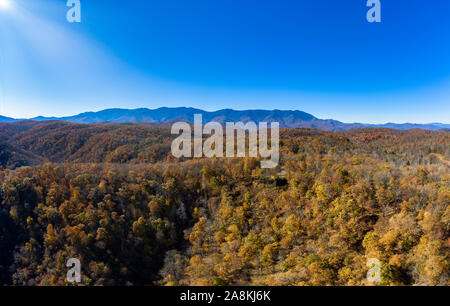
(0, 107, 449, 131)
(0, 115, 16, 123)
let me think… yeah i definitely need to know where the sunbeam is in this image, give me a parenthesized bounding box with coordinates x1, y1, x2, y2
(0, 0, 165, 118)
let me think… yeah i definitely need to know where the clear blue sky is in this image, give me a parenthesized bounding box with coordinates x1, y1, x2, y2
(0, 0, 449, 123)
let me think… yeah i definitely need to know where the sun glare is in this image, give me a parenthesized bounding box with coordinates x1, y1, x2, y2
(0, 0, 11, 10)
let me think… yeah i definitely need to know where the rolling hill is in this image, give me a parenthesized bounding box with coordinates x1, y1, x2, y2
(0, 120, 448, 286)
(0, 120, 448, 170)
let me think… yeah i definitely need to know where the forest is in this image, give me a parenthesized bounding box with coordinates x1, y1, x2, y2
(0, 121, 448, 285)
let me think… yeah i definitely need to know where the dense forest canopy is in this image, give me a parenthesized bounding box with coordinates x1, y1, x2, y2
(0, 121, 448, 285)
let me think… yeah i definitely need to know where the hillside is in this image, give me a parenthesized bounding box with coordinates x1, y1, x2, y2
(0, 121, 173, 167)
(0, 121, 448, 286)
(0, 139, 43, 169)
(0, 121, 449, 169)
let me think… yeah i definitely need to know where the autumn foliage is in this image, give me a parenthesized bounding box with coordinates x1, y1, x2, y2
(0, 121, 448, 285)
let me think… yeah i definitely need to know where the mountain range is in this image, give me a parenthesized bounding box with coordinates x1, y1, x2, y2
(0, 108, 448, 131)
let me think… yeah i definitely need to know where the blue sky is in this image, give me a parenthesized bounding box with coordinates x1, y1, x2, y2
(0, 0, 449, 123)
